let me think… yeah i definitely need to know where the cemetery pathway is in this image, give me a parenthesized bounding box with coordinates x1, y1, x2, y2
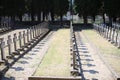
(1, 28, 116, 80)
(2, 31, 55, 80)
(75, 31, 115, 80)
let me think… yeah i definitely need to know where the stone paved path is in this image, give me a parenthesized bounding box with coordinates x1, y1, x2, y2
(75, 31, 114, 80)
(2, 31, 55, 80)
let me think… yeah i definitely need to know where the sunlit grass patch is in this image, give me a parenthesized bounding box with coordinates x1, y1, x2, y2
(34, 29, 70, 77)
(82, 29, 120, 75)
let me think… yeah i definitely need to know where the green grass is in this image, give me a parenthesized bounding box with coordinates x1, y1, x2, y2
(34, 29, 70, 77)
(82, 29, 120, 75)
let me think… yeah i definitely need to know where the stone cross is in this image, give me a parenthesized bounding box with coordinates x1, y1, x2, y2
(73, 42, 76, 69)
(111, 28, 115, 43)
(32, 26, 35, 38)
(23, 31, 26, 45)
(34, 26, 37, 37)
(27, 29, 29, 43)
(30, 27, 32, 41)
(36, 25, 39, 36)
(106, 26, 109, 39)
(109, 27, 112, 41)
(104, 25, 107, 37)
(19, 32, 22, 48)
(13, 33, 17, 51)
(39, 25, 41, 35)
(7, 35, 12, 55)
(0, 38, 5, 60)
(115, 28, 119, 46)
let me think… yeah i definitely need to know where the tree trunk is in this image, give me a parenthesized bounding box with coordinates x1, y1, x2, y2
(11, 16, 15, 29)
(43, 12, 45, 21)
(102, 13, 105, 24)
(113, 17, 116, 22)
(51, 11, 55, 21)
(31, 13, 34, 21)
(38, 13, 41, 22)
(28, 14, 31, 21)
(11, 16, 15, 22)
(83, 15, 88, 25)
(46, 14, 48, 21)
(92, 15, 96, 23)
(19, 15, 22, 22)
(109, 15, 112, 26)
(0, 16, 1, 26)
(60, 14, 63, 26)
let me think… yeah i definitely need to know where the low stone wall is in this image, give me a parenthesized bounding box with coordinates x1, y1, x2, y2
(29, 76, 81, 80)
(50, 20, 70, 25)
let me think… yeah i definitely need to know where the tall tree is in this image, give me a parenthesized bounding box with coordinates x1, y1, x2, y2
(75, 0, 102, 24)
(2, 0, 25, 21)
(103, 0, 120, 25)
(54, 0, 69, 22)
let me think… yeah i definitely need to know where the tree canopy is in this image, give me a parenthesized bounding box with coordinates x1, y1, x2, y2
(0, 0, 69, 22)
(75, 0, 120, 24)
(75, 0, 102, 24)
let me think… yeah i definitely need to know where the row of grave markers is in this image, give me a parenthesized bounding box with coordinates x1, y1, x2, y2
(0, 22, 49, 65)
(93, 23, 120, 48)
(70, 22, 80, 76)
(0, 22, 12, 32)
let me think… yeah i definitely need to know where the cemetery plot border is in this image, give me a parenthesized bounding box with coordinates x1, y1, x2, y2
(70, 22, 81, 77)
(0, 22, 50, 77)
(93, 23, 120, 48)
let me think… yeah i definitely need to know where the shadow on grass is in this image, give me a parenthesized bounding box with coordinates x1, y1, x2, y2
(74, 28, 99, 80)
(73, 23, 93, 31)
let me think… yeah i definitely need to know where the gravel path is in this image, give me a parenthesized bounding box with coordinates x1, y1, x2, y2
(2, 31, 55, 80)
(75, 31, 114, 80)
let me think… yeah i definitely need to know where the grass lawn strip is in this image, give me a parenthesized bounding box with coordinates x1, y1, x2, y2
(82, 29, 120, 75)
(34, 29, 70, 77)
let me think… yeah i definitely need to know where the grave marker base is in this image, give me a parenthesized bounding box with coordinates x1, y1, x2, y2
(12, 51, 20, 55)
(29, 76, 82, 80)
(70, 69, 80, 76)
(0, 60, 5, 65)
(17, 48, 25, 51)
(118, 46, 120, 49)
(6, 55, 14, 59)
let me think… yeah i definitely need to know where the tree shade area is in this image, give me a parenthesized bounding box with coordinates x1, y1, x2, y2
(74, 0, 120, 25)
(0, 0, 69, 22)
(1, 0, 120, 25)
